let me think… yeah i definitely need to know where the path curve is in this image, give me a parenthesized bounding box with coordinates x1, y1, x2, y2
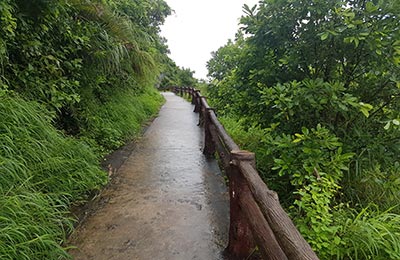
(68, 92, 229, 260)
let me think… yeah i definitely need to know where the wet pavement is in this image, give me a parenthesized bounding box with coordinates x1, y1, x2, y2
(68, 92, 230, 260)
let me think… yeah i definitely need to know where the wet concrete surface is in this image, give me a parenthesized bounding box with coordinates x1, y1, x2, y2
(68, 92, 230, 260)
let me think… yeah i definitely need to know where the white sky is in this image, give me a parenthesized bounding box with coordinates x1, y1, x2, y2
(160, 0, 259, 80)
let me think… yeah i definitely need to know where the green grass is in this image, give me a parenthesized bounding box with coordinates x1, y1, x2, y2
(81, 86, 164, 153)
(0, 94, 107, 259)
(335, 205, 400, 260)
(0, 87, 164, 259)
(0, 190, 72, 260)
(0, 94, 107, 197)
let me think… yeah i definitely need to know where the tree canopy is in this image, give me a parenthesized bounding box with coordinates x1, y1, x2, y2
(207, 0, 400, 258)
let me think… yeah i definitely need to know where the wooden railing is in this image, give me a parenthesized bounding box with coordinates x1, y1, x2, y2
(173, 86, 319, 260)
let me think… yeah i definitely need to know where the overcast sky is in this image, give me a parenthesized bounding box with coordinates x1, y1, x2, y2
(160, 0, 259, 80)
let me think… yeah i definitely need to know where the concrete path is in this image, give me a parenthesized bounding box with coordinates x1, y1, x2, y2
(68, 92, 229, 260)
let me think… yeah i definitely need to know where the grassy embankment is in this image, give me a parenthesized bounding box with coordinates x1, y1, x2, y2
(0, 87, 163, 259)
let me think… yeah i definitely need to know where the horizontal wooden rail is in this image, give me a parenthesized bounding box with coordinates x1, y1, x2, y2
(174, 86, 319, 260)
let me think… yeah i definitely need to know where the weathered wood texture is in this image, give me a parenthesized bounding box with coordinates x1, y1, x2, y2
(176, 87, 319, 260)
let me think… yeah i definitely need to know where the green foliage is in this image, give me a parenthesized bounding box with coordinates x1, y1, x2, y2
(207, 35, 246, 114)
(0, 94, 107, 259)
(219, 116, 272, 174)
(81, 87, 164, 153)
(334, 205, 400, 259)
(207, 38, 243, 82)
(174, 67, 198, 86)
(344, 163, 400, 213)
(0, 95, 106, 196)
(258, 79, 364, 131)
(159, 58, 198, 89)
(271, 125, 353, 257)
(0, 0, 171, 258)
(1, 0, 170, 128)
(0, 190, 72, 260)
(207, 0, 400, 257)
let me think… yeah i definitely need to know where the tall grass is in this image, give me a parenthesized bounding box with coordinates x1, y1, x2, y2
(0, 94, 107, 259)
(0, 86, 164, 258)
(80, 86, 164, 152)
(335, 205, 400, 259)
(0, 190, 72, 260)
(343, 164, 400, 213)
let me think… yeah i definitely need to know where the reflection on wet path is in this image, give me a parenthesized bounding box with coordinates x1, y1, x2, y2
(68, 92, 229, 260)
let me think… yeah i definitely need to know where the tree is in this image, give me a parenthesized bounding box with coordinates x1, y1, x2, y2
(207, 0, 400, 257)
(159, 58, 198, 88)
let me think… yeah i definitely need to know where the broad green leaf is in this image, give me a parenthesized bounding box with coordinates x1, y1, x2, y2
(359, 102, 373, 109)
(366, 2, 378, 12)
(354, 38, 360, 48)
(343, 11, 355, 19)
(360, 108, 370, 117)
(321, 32, 329, 41)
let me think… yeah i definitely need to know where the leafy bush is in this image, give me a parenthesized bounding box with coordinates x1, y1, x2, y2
(271, 125, 353, 257)
(206, 0, 400, 257)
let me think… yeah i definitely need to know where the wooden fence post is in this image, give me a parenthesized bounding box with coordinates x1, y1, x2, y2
(237, 163, 319, 260)
(198, 96, 207, 127)
(231, 152, 288, 260)
(203, 108, 216, 157)
(191, 89, 198, 105)
(225, 150, 257, 259)
(193, 91, 201, 113)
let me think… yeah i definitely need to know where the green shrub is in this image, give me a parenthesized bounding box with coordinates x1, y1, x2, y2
(270, 125, 353, 257)
(206, 0, 400, 257)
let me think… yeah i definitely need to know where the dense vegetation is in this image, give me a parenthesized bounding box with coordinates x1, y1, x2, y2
(207, 0, 400, 258)
(0, 0, 174, 258)
(160, 61, 198, 89)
